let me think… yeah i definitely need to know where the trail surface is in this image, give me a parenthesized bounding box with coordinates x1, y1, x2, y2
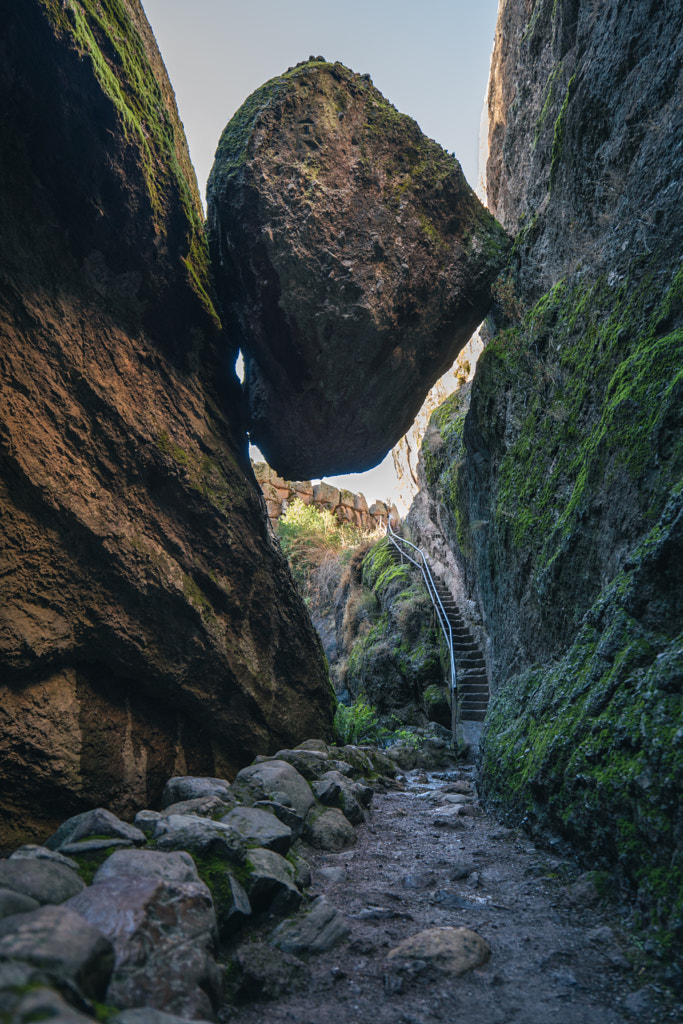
(223, 766, 678, 1024)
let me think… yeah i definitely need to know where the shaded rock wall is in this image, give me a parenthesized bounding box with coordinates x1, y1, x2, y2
(0, 1, 332, 847)
(207, 59, 510, 479)
(415, 0, 683, 958)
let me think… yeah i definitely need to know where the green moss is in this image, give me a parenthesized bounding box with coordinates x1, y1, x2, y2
(534, 62, 564, 145)
(40, 0, 217, 320)
(480, 506, 683, 956)
(71, 845, 119, 885)
(193, 851, 252, 920)
(549, 73, 576, 189)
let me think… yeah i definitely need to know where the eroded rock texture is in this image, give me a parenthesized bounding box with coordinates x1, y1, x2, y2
(0, 1, 332, 847)
(413, 0, 683, 958)
(207, 59, 510, 479)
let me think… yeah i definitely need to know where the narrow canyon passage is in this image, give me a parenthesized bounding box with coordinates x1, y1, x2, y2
(223, 767, 674, 1024)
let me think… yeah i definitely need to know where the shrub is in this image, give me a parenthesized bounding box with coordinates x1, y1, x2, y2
(334, 694, 387, 745)
(278, 498, 381, 602)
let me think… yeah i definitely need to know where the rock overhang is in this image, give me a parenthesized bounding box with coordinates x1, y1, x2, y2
(208, 59, 511, 479)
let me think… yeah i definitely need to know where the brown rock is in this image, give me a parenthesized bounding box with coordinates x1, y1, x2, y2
(0, 2, 332, 845)
(387, 926, 491, 976)
(208, 60, 510, 478)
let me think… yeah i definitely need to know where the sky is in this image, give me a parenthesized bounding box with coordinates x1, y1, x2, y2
(142, 0, 500, 503)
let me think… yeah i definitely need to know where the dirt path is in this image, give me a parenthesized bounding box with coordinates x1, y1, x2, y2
(221, 765, 679, 1024)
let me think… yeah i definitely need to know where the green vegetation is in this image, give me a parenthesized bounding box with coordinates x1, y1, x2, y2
(337, 538, 444, 723)
(277, 497, 378, 601)
(334, 695, 386, 745)
(549, 73, 577, 188)
(424, 246, 683, 961)
(70, 845, 119, 885)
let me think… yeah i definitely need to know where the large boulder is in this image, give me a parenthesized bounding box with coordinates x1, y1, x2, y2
(207, 59, 510, 479)
(68, 874, 222, 1019)
(0, 0, 333, 847)
(230, 760, 316, 820)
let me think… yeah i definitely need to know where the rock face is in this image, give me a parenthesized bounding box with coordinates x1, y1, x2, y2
(0, 2, 333, 846)
(253, 462, 395, 532)
(207, 59, 510, 479)
(414, 0, 683, 955)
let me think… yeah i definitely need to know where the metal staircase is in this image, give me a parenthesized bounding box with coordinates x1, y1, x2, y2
(386, 521, 489, 726)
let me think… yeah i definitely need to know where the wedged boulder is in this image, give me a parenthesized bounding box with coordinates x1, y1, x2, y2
(269, 895, 349, 954)
(44, 808, 146, 852)
(153, 815, 247, 865)
(245, 849, 302, 915)
(0, 859, 84, 905)
(221, 806, 293, 855)
(0, 904, 114, 1000)
(303, 807, 357, 851)
(230, 760, 316, 820)
(68, 875, 222, 1019)
(208, 59, 510, 478)
(0, 1, 332, 849)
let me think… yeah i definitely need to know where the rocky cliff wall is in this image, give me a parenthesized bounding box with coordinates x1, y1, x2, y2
(0, 1, 332, 846)
(252, 462, 397, 532)
(414, 0, 682, 965)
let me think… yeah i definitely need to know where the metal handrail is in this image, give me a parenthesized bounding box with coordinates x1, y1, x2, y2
(385, 519, 457, 731)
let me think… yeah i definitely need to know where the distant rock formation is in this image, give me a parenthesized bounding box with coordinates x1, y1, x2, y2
(253, 463, 397, 532)
(0, 2, 332, 846)
(207, 59, 510, 479)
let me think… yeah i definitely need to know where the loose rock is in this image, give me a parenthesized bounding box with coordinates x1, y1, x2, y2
(0, 858, 84, 905)
(44, 808, 146, 852)
(153, 814, 247, 864)
(304, 807, 358, 851)
(230, 760, 316, 820)
(160, 777, 233, 809)
(386, 926, 491, 977)
(221, 805, 293, 855)
(270, 896, 350, 954)
(245, 848, 302, 915)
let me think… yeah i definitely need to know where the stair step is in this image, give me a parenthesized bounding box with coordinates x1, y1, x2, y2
(460, 710, 487, 722)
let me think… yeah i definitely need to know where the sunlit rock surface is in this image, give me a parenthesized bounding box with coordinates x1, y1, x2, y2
(207, 59, 510, 479)
(0, 2, 333, 846)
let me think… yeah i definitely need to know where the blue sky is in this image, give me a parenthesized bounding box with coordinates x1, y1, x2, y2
(142, 0, 500, 501)
(144, 0, 499, 197)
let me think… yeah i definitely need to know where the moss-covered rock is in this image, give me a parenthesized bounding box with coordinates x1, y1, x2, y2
(419, 0, 683, 968)
(337, 539, 444, 724)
